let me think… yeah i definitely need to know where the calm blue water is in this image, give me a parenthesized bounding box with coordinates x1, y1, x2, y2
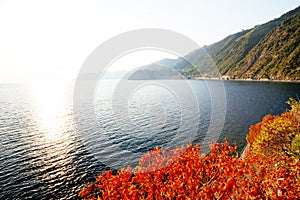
(0, 80, 299, 199)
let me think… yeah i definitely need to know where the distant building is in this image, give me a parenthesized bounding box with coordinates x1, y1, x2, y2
(260, 78, 269, 81)
(221, 75, 231, 80)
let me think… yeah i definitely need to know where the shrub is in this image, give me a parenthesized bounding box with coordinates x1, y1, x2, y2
(79, 100, 300, 199)
(79, 141, 300, 199)
(246, 98, 300, 158)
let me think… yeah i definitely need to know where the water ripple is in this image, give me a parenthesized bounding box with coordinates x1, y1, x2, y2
(0, 80, 299, 199)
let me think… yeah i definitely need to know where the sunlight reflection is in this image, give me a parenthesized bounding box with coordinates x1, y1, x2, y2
(30, 80, 68, 141)
(28, 80, 76, 183)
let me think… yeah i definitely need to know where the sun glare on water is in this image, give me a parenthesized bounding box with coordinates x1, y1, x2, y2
(28, 80, 76, 182)
(30, 80, 69, 141)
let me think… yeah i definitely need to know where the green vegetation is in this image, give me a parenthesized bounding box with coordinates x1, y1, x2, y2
(128, 6, 300, 80)
(180, 6, 300, 80)
(234, 11, 300, 80)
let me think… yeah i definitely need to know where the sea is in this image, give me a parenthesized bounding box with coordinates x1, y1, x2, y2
(0, 80, 299, 199)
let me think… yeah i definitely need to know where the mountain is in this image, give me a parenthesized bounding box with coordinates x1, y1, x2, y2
(77, 71, 129, 80)
(231, 11, 300, 80)
(128, 5, 300, 80)
(127, 59, 182, 80)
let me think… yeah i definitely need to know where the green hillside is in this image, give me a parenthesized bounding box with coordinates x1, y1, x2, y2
(128, 6, 300, 80)
(188, 5, 300, 80)
(231, 11, 300, 80)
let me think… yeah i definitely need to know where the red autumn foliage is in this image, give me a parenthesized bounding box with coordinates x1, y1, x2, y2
(79, 100, 300, 199)
(79, 141, 300, 199)
(246, 114, 273, 145)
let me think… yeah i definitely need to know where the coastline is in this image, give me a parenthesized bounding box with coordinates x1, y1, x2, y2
(189, 77, 300, 83)
(226, 78, 300, 83)
(127, 77, 300, 83)
(239, 143, 250, 159)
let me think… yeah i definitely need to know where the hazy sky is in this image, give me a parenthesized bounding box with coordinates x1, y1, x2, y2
(1, 0, 299, 83)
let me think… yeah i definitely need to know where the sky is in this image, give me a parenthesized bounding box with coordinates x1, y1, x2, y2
(0, 0, 299, 83)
